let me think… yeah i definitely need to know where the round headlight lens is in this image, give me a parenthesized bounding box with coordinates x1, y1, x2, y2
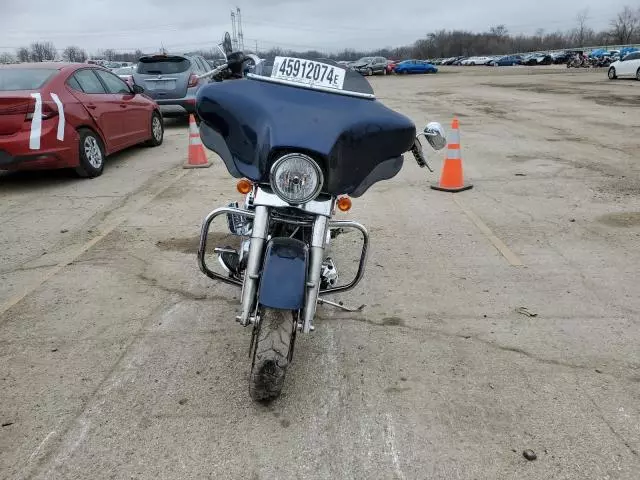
(270, 153, 323, 204)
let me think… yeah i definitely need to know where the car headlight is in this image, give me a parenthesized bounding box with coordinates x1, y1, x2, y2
(270, 153, 324, 205)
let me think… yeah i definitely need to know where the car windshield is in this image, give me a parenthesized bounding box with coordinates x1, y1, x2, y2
(137, 57, 191, 74)
(0, 68, 57, 91)
(357, 57, 373, 63)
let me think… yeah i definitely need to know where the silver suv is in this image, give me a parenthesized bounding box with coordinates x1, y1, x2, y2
(352, 56, 389, 76)
(132, 54, 211, 118)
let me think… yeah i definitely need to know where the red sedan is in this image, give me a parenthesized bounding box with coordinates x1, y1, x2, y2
(0, 63, 164, 178)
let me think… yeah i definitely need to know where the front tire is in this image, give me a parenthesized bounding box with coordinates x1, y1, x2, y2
(145, 111, 164, 147)
(249, 308, 296, 402)
(366, 68, 373, 76)
(608, 67, 617, 80)
(636, 68, 640, 81)
(75, 128, 105, 178)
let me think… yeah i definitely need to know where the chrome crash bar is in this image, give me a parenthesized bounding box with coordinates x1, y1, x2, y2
(198, 206, 253, 287)
(198, 206, 370, 331)
(321, 220, 369, 295)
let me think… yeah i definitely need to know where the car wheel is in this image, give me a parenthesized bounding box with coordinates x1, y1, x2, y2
(636, 68, 640, 81)
(608, 67, 617, 80)
(145, 111, 164, 147)
(383, 68, 387, 75)
(75, 128, 105, 178)
(367, 68, 373, 76)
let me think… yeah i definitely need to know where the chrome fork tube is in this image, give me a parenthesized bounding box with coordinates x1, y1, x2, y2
(302, 215, 329, 333)
(238, 205, 269, 326)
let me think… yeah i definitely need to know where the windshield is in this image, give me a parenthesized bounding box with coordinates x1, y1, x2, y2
(356, 57, 374, 63)
(137, 57, 191, 75)
(0, 68, 57, 91)
(249, 56, 374, 98)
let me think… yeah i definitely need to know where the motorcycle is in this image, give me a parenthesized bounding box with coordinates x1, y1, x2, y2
(195, 35, 447, 401)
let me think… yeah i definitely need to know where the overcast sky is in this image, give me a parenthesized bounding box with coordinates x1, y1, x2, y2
(0, 0, 632, 55)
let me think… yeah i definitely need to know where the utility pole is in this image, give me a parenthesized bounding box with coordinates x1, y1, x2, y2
(255, 40, 258, 55)
(237, 7, 244, 51)
(230, 10, 238, 51)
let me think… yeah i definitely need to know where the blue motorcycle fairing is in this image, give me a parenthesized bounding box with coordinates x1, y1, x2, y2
(196, 78, 416, 197)
(258, 238, 308, 310)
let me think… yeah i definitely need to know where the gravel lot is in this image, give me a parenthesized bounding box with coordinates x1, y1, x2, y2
(1, 66, 639, 480)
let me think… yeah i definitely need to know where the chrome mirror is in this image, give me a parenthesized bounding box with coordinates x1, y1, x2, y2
(421, 122, 447, 151)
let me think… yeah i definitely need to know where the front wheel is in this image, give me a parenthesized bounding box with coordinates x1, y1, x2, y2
(366, 68, 373, 76)
(608, 67, 617, 80)
(636, 68, 640, 81)
(249, 308, 296, 402)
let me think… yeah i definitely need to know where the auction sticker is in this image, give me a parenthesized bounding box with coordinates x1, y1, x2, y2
(272, 56, 346, 90)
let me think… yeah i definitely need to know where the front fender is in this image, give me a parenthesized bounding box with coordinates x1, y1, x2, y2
(258, 238, 308, 310)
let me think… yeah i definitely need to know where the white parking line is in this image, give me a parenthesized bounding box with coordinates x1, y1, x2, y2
(384, 413, 406, 480)
(0, 169, 188, 320)
(453, 195, 524, 267)
(27, 431, 56, 464)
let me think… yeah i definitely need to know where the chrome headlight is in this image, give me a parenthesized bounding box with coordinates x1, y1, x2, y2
(270, 153, 323, 205)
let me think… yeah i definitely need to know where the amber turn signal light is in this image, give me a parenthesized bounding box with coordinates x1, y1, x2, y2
(337, 196, 352, 212)
(236, 179, 253, 194)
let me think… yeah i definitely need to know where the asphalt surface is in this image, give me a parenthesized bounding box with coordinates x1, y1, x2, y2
(1, 67, 639, 479)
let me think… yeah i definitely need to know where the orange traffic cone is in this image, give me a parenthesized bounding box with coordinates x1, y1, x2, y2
(431, 118, 472, 192)
(183, 115, 211, 169)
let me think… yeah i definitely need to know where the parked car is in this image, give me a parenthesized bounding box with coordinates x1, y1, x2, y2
(489, 55, 522, 66)
(0, 63, 163, 177)
(608, 51, 640, 80)
(462, 56, 492, 65)
(351, 56, 389, 76)
(385, 60, 398, 74)
(523, 54, 553, 66)
(132, 53, 212, 117)
(460, 57, 491, 66)
(113, 66, 136, 87)
(619, 47, 638, 58)
(443, 57, 463, 65)
(551, 51, 578, 64)
(394, 60, 438, 74)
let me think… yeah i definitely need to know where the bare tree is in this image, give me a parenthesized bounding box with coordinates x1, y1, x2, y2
(16, 47, 30, 63)
(490, 25, 509, 38)
(610, 6, 639, 44)
(573, 9, 594, 46)
(0, 52, 17, 64)
(63, 46, 87, 63)
(30, 42, 56, 62)
(101, 49, 117, 61)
